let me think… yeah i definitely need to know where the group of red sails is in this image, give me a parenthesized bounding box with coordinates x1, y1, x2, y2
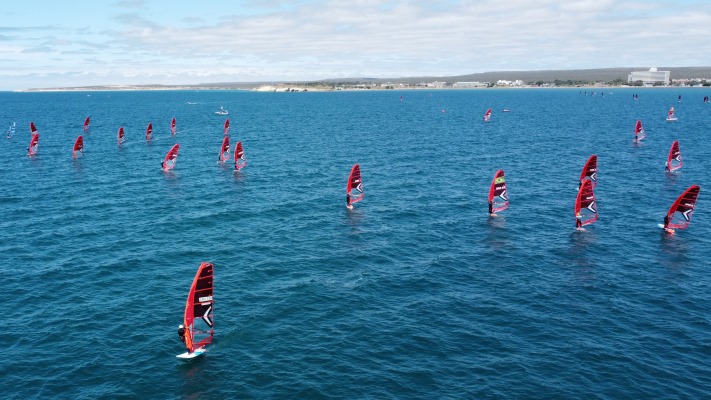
(26, 118, 247, 173)
(483, 153, 699, 235)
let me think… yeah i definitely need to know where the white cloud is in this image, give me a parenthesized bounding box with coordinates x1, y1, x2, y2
(1, 0, 711, 89)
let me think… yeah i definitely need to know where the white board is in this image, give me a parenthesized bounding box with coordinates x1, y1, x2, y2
(176, 347, 206, 360)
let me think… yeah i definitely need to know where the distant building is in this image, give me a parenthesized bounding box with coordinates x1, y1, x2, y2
(628, 67, 670, 86)
(453, 81, 488, 88)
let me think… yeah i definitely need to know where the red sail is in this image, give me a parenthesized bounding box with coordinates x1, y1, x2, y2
(183, 262, 214, 353)
(146, 122, 153, 141)
(346, 164, 364, 204)
(162, 143, 180, 171)
(117, 127, 125, 146)
(219, 136, 230, 162)
(666, 140, 682, 171)
(28, 133, 39, 156)
(575, 179, 598, 227)
(634, 120, 645, 141)
(483, 108, 492, 122)
(666, 107, 677, 121)
(72, 135, 84, 159)
(83, 117, 90, 132)
(579, 154, 598, 189)
(30, 122, 38, 134)
(665, 185, 700, 230)
(224, 119, 230, 135)
(234, 141, 246, 171)
(171, 117, 176, 135)
(488, 169, 508, 213)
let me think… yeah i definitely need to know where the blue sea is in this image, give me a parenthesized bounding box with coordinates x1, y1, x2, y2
(1, 88, 709, 399)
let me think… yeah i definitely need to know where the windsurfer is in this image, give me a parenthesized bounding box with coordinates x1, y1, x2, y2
(665, 162, 670, 172)
(575, 214, 583, 230)
(346, 194, 353, 210)
(178, 324, 186, 345)
(488, 201, 494, 216)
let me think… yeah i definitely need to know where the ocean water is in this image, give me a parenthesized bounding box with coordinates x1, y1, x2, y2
(1, 88, 709, 399)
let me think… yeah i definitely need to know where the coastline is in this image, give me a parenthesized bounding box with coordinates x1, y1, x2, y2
(15, 84, 706, 93)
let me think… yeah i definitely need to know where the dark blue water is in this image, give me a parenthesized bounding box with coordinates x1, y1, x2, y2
(1, 89, 709, 399)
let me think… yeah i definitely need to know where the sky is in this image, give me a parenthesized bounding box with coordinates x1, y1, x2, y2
(1, 0, 710, 90)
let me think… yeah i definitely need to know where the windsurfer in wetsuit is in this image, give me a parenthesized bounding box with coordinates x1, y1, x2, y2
(576, 214, 583, 229)
(665, 162, 670, 172)
(346, 193, 352, 209)
(488, 201, 494, 215)
(178, 324, 186, 345)
(663, 215, 670, 231)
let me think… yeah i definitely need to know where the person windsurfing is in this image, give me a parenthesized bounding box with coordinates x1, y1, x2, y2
(488, 200, 494, 216)
(346, 193, 353, 210)
(576, 214, 583, 230)
(662, 215, 674, 234)
(178, 324, 186, 345)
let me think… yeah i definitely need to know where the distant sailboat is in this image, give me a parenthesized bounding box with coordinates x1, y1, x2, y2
(28, 133, 39, 156)
(234, 141, 246, 171)
(666, 107, 678, 122)
(634, 120, 645, 141)
(665, 140, 682, 172)
(575, 179, 598, 230)
(117, 127, 125, 146)
(488, 169, 508, 216)
(215, 106, 229, 116)
(218, 136, 230, 163)
(579, 154, 598, 189)
(346, 164, 364, 209)
(72, 135, 84, 159)
(162, 144, 180, 171)
(6, 122, 15, 138)
(660, 185, 700, 234)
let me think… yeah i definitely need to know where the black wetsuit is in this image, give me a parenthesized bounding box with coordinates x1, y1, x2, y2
(576, 218, 582, 229)
(178, 327, 186, 344)
(346, 194, 351, 207)
(488, 201, 493, 214)
(663, 215, 670, 230)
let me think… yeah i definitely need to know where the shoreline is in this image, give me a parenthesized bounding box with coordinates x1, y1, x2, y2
(14, 85, 708, 93)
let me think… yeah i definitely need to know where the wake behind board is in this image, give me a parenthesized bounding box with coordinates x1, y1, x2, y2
(176, 347, 206, 360)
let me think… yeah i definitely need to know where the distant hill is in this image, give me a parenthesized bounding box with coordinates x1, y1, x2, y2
(317, 67, 711, 85)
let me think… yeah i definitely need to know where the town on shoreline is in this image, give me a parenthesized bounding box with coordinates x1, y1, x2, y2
(15, 67, 711, 92)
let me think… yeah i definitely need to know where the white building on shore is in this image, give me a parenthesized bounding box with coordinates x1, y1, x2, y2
(453, 81, 489, 88)
(628, 67, 670, 86)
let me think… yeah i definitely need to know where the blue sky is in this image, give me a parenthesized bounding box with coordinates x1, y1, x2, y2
(1, 0, 710, 90)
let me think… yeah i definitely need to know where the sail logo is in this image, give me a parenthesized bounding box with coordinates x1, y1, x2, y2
(199, 295, 213, 303)
(202, 305, 214, 327)
(682, 209, 693, 221)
